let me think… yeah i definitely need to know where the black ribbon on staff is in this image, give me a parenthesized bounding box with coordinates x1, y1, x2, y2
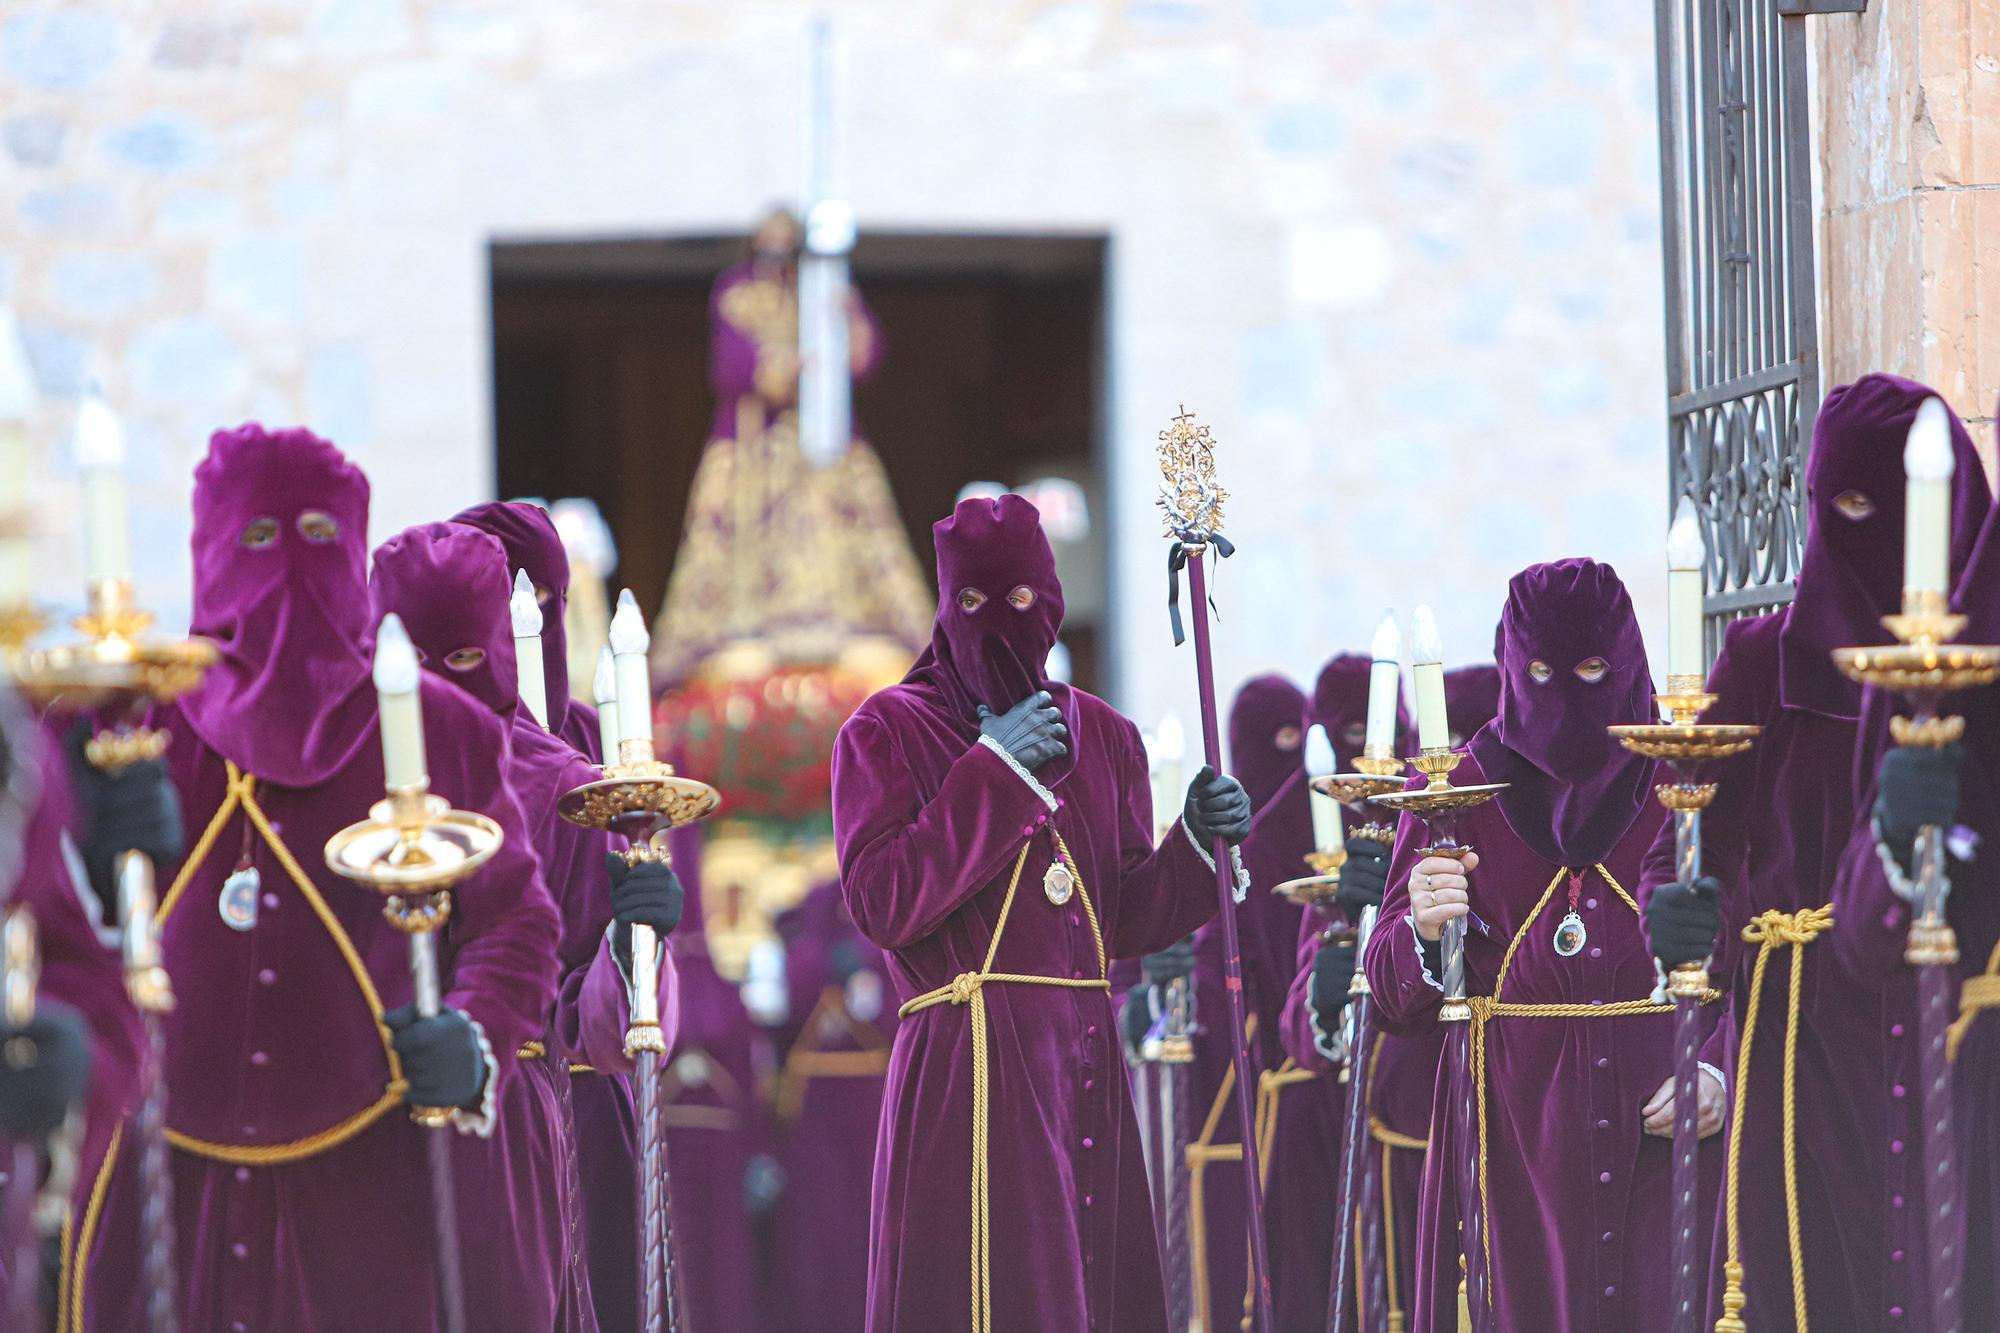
(1166, 536, 1235, 646)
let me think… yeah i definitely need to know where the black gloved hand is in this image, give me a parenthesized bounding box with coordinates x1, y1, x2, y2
(1309, 937, 1357, 1024)
(0, 1002, 91, 1140)
(1120, 987, 1151, 1055)
(976, 691, 1068, 772)
(1140, 936, 1196, 987)
(1645, 876, 1722, 969)
(66, 724, 183, 915)
(1183, 766, 1252, 846)
(1335, 836, 1391, 917)
(1875, 743, 1964, 867)
(607, 854, 685, 972)
(385, 1005, 488, 1111)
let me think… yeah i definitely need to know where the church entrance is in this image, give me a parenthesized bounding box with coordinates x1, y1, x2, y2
(488, 231, 1113, 695)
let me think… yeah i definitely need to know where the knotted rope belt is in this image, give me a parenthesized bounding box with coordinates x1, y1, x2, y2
(896, 831, 1107, 1333)
(1947, 939, 2000, 1062)
(1714, 904, 1834, 1333)
(1462, 866, 1716, 1326)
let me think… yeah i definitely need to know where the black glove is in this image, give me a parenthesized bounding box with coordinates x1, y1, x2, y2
(66, 724, 183, 916)
(1183, 766, 1252, 846)
(384, 1005, 488, 1111)
(607, 854, 685, 972)
(0, 1002, 90, 1140)
(1335, 836, 1391, 917)
(1120, 988, 1151, 1055)
(1309, 937, 1357, 1023)
(976, 691, 1068, 772)
(1645, 876, 1722, 969)
(1874, 743, 1963, 868)
(1140, 936, 1196, 986)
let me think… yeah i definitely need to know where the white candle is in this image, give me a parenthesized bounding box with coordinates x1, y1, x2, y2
(0, 309, 35, 607)
(1666, 496, 1706, 681)
(1411, 604, 1449, 753)
(1154, 712, 1185, 836)
(1304, 724, 1343, 855)
(609, 588, 653, 750)
(75, 394, 131, 588)
(373, 613, 428, 790)
(594, 645, 620, 764)
(1903, 397, 1955, 599)
(510, 568, 549, 729)
(1365, 609, 1401, 756)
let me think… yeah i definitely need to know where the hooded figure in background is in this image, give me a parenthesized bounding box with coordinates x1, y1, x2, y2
(831, 494, 1249, 1332)
(1366, 559, 1720, 1333)
(80, 425, 560, 1333)
(1640, 375, 1992, 1331)
(371, 521, 690, 1331)
(1445, 663, 1501, 749)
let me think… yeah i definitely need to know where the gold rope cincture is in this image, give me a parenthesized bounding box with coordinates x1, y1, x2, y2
(57, 1124, 122, 1333)
(156, 763, 410, 1163)
(774, 985, 893, 1124)
(1463, 865, 1717, 1321)
(897, 830, 1108, 1333)
(1947, 937, 2000, 1062)
(1713, 904, 1834, 1333)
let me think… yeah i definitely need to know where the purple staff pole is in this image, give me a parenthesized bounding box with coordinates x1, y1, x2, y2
(1182, 547, 1276, 1332)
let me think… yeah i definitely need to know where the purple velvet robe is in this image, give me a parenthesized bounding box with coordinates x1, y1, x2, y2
(766, 878, 898, 1333)
(1, 728, 144, 1313)
(450, 499, 645, 1333)
(832, 494, 1220, 1332)
(1633, 375, 1991, 1330)
(81, 426, 562, 1332)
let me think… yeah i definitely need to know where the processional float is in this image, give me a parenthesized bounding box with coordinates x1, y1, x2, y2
(558, 590, 720, 1333)
(1368, 606, 1506, 1333)
(1155, 408, 1274, 1333)
(1823, 399, 1996, 1333)
(7, 393, 215, 1333)
(1605, 499, 1756, 1333)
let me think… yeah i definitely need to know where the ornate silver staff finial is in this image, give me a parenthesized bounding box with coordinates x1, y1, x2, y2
(1155, 406, 1227, 546)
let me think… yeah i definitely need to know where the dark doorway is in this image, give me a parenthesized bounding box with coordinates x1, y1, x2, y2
(488, 232, 1112, 693)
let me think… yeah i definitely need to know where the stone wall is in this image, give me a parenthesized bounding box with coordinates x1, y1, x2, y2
(3, 1, 1668, 723)
(1818, 0, 2000, 477)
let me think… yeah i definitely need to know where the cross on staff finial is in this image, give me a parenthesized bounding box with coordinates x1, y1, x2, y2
(1156, 405, 1226, 542)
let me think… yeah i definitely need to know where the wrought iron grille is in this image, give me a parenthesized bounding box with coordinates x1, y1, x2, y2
(1653, 0, 1852, 657)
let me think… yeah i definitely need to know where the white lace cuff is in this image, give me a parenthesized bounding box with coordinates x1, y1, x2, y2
(1872, 817, 1923, 904)
(1178, 819, 1252, 902)
(977, 734, 1058, 812)
(1698, 1061, 1727, 1099)
(1307, 990, 1347, 1064)
(1406, 912, 1444, 993)
(450, 1017, 500, 1139)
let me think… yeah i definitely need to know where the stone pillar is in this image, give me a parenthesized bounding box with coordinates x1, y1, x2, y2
(1818, 1, 2000, 474)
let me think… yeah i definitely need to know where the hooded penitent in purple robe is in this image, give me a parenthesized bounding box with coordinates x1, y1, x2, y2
(450, 499, 645, 1333)
(1271, 653, 1430, 1332)
(1445, 664, 1501, 748)
(766, 876, 898, 1333)
(1366, 559, 1719, 1333)
(1636, 375, 1991, 1331)
(831, 494, 1221, 1332)
(1, 719, 144, 1313)
(1180, 674, 1306, 1333)
(79, 425, 561, 1333)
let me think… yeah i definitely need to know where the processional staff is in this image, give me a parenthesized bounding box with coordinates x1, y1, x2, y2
(1155, 407, 1274, 1333)
(558, 590, 721, 1333)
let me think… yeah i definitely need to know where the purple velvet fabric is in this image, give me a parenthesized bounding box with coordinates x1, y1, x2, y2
(82, 425, 561, 1332)
(1368, 562, 1719, 1332)
(1180, 674, 1308, 1332)
(0, 725, 143, 1310)
(767, 878, 898, 1333)
(1469, 559, 1657, 868)
(1636, 377, 1991, 1330)
(1445, 664, 1501, 748)
(831, 495, 1218, 1330)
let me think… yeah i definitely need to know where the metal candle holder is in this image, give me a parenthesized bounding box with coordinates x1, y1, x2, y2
(1368, 748, 1507, 1024)
(1605, 677, 1757, 1333)
(1832, 592, 1999, 1333)
(10, 579, 215, 713)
